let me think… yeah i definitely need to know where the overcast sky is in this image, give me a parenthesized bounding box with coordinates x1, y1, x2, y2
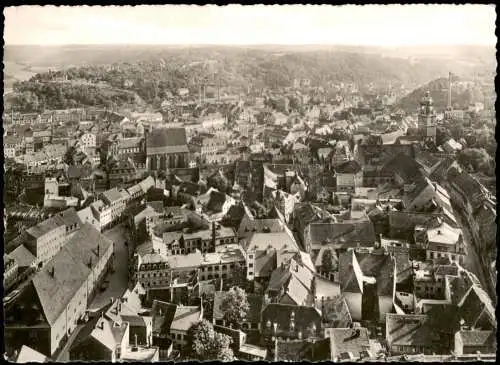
(4, 5, 496, 46)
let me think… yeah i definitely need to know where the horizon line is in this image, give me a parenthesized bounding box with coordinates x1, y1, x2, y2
(5, 43, 495, 47)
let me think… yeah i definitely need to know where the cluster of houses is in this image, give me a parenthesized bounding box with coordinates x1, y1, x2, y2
(3, 85, 496, 362)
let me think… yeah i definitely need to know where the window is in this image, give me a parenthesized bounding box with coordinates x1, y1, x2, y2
(249, 263, 254, 268)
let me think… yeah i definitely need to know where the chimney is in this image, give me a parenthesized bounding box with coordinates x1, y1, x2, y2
(97, 244, 100, 257)
(50, 267, 55, 278)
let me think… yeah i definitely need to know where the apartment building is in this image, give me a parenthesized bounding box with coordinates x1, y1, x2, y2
(24, 208, 82, 265)
(4, 223, 114, 357)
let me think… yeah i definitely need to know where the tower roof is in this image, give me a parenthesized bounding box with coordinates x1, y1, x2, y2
(420, 91, 433, 106)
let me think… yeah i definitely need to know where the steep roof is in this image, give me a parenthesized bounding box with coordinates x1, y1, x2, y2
(321, 296, 353, 328)
(8, 244, 36, 268)
(146, 128, 188, 154)
(32, 223, 113, 325)
(151, 300, 178, 334)
(15, 345, 48, 363)
(339, 251, 395, 296)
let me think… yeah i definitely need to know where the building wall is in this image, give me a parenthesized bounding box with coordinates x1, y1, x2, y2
(170, 329, 189, 348)
(378, 296, 394, 323)
(343, 291, 362, 321)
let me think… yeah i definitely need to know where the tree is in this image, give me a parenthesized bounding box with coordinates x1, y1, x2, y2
(221, 286, 250, 329)
(187, 320, 234, 361)
(457, 148, 492, 174)
(321, 249, 334, 274)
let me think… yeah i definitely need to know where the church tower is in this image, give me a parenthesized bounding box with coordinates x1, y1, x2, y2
(418, 91, 436, 144)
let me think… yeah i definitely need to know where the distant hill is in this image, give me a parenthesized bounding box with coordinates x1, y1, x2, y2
(394, 75, 489, 112)
(4, 44, 496, 112)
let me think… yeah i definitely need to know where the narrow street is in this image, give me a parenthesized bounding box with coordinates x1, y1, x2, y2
(89, 223, 131, 310)
(453, 208, 493, 298)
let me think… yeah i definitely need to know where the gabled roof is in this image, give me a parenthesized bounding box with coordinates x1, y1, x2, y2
(458, 285, 496, 330)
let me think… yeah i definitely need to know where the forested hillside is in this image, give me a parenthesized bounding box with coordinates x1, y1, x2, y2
(395, 75, 492, 112)
(5, 45, 496, 113)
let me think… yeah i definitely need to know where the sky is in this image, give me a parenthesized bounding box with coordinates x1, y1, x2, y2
(3, 5, 497, 46)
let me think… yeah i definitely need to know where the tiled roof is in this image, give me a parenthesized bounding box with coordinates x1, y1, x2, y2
(261, 303, 322, 335)
(171, 305, 202, 331)
(307, 220, 376, 250)
(101, 187, 123, 204)
(275, 339, 330, 362)
(458, 285, 496, 330)
(282, 274, 310, 306)
(456, 330, 496, 348)
(254, 250, 277, 278)
(321, 296, 353, 328)
(151, 300, 177, 334)
(8, 244, 36, 268)
(206, 190, 227, 213)
(339, 251, 395, 296)
(386, 314, 438, 347)
(380, 154, 423, 183)
(326, 327, 371, 360)
(146, 128, 188, 154)
(244, 232, 300, 253)
(32, 223, 113, 325)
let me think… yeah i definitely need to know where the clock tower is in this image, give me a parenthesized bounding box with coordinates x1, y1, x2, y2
(418, 91, 437, 144)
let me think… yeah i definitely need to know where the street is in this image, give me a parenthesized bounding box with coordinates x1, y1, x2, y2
(89, 223, 131, 310)
(453, 208, 493, 297)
